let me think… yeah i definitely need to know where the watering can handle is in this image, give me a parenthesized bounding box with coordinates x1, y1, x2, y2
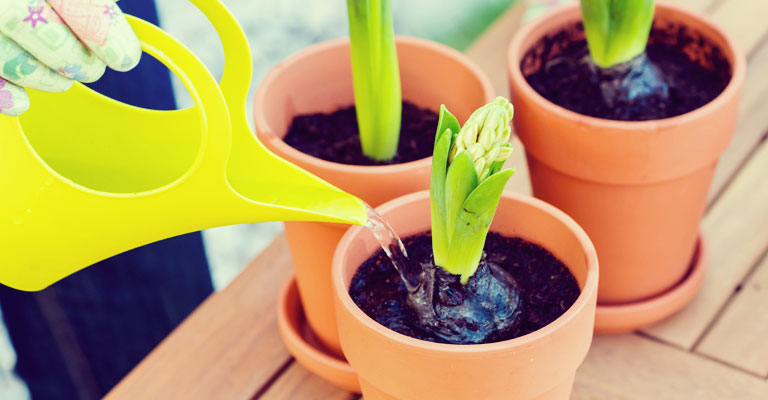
(182, 0, 253, 108)
(128, 0, 251, 124)
(117, 0, 255, 180)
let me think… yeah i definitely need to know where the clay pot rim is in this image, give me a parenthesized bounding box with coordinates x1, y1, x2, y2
(254, 35, 494, 176)
(332, 190, 599, 355)
(507, 1, 747, 132)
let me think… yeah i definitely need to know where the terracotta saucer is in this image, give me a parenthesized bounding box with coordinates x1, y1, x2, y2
(595, 232, 708, 334)
(277, 278, 361, 393)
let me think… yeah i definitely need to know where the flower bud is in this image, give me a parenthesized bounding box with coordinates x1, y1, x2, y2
(460, 122, 479, 150)
(446, 96, 515, 182)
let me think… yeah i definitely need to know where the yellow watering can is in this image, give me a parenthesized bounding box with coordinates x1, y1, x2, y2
(0, 0, 367, 291)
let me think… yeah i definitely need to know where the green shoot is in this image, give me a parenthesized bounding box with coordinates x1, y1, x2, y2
(581, 0, 655, 68)
(430, 97, 515, 284)
(347, 0, 402, 161)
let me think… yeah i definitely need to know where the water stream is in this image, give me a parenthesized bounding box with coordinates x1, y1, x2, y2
(363, 203, 419, 290)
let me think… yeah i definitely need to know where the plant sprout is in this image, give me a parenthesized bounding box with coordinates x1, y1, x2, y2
(581, 0, 655, 68)
(347, 0, 402, 161)
(388, 97, 521, 343)
(430, 97, 515, 284)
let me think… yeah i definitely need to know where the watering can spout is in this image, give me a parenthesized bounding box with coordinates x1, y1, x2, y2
(264, 182, 369, 226)
(223, 139, 369, 226)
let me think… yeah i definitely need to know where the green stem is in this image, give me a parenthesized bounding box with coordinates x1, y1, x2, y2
(581, 0, 655, 68)
(347, 0, 402, 161)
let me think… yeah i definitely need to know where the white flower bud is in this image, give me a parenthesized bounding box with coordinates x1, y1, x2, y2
(478, 125, 496, 150)
(468, 143, 485, 161)
(496, 145, 513, 162)
(474, 158, 486, 178)
(485, 146, 500, 163)
(466, 104, 491, 127)
(481, 109, 502, 141)
(459, 122, 479, 149)
(500, 127, 511, 145)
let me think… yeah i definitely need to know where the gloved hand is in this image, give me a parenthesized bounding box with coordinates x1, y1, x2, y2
(0, 0, 141, 116)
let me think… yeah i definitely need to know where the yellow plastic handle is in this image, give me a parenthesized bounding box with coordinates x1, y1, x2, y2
(125, 14, 231, 185)
(185, 0, 254, 107)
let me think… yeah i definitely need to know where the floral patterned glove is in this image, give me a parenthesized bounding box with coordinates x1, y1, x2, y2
(0, 0, 141, 116)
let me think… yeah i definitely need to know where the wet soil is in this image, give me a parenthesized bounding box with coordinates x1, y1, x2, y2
(349, 232, 581, 344)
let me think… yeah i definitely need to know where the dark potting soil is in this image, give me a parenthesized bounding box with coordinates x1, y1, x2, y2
(283, 101, 438, 165)
(522, 22, 731, 121)
(349, 232, 581, 345)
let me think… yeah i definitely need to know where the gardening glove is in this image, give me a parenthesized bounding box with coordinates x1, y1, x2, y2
(0, 0, 141, 116)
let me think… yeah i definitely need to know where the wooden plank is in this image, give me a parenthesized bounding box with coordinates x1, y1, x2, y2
(709, 39, 768, 201)
(259, 362, 357, 400)
(503, 136, 532, 196)
(262, 333, 768, 399)
(708, 0, 768, 57)
(640, 10, 768, 349)
(572, 334, 768, 400)
(694, 0, 768, 202)
(465, 0, 527, 99)
(642, 137, 768, 348)
(672, 0, 719, 13)
(695, 254, 768, 377)
(106, 236, 293, 400)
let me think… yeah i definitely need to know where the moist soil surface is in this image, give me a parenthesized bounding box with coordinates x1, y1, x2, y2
(283, 101, 438, 165)
(349, 232, 581, 344)
(522, 23, 731, 121)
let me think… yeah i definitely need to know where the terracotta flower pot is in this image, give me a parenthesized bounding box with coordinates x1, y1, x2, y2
(332, 190, 598, 400)
(508, 3, 745, 312)
(254, 36, 494, 356)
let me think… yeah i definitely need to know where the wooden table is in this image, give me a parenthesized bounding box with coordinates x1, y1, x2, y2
(107, 0, 768, 398)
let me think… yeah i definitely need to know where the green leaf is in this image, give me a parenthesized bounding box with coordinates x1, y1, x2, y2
(444, 169, 515, 283)
(435, 104, 461, 147)
(348, 0, 402, 161)
(430, 128, 452, 267)
(444, 151, 478, 243)
(488, 160, 506, 177)
(581, 0, 655, 68)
